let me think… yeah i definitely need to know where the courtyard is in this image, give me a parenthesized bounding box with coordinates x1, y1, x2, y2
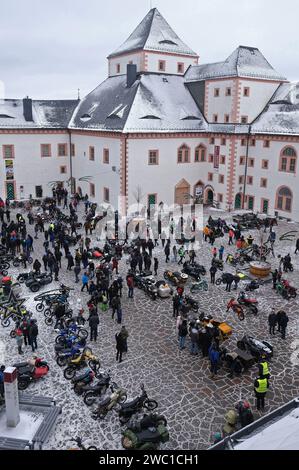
(0, 205, 299, 450)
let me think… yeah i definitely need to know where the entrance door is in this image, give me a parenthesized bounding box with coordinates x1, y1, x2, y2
(35, 186, 43, 198)
(262, 199, 269, 214)
(175, 179, 190, 205)
(6, 182, 15, 200)
(248, 196, 254, 210)
(205, 189, 214, 205)
(235, 193, 242, 209)
(148, 194, 157, 208)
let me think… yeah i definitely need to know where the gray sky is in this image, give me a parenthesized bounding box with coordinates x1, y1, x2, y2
(0, 0, 297, 100)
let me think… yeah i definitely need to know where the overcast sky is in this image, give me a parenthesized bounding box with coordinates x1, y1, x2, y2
(0, 0, 298, 100)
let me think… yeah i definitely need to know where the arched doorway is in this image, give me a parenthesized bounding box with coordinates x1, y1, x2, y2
(235, 193, 242, 209)
(175, 179, 190, 205)
(276, 186, 293, 212)
(204, 188, 214, 205)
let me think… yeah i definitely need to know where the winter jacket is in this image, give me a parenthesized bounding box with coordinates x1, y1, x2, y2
(82, 274, 89, 284)
(89, 315, 99, 329)
(209, 346, 220, 364)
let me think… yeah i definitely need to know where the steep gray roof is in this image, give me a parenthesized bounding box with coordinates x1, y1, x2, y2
(70, 74, 207, 133)
(108, 8, 197, 58)
(185, 46, 287, 82)
(252, 82, 299, 135)
(0, 99, 78, 129)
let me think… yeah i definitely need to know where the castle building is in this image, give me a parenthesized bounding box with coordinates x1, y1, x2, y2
(1, 8, 299, 220)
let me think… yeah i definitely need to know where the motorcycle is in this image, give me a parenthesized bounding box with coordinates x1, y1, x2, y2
(25, 273, 53, 293)
(237, 291, 258, 315)
(245, 280, 260, 292)
(181, 295, 199, 313)
(211, 259, 224, 271)
(139, 277, 158, 300)
(72, 368, 96, 395)
(56, 343, 88, 367)
(122, 415, 169, 450)
(64, 350, 100, 379)
(92, 383, 127, 420)
(13, 255, 33, 267)
(118, 384, 158, 424)
(226, 299, 245, 321)
(83, 371, 113, 406)
(190, 279, 209, 293)
(237, 335, 273, 360)
(276, 279, 297, 299)
(163, 271, 188, 286)
(182, 262, 205, 281)
(13, 357, 49, 390)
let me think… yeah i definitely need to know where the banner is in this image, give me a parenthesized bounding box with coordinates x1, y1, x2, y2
(5, 159, 14, 180)
(214, 146, 220, 171)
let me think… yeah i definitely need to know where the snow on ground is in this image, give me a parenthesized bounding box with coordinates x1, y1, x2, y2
(0, 205, 299, 450)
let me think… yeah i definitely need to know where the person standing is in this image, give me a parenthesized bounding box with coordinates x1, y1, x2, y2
(278, 311, 289, 339)
(89, 313, 99, 342)
(189, 323, 199, 356)
(209, 343, 220, 379)
(164, 242, 170, 263)
(15, 325, 24, 355)
(20, 319, 30, 347)
(258, 356, 270, 379)
(67, 253, 74, 271)
(295, 238, 299, 254)
(127, 275, 134, 299)
(254, 376, 269, 411)
(81, 272, 89, 292)
(178, 319, 188, 350)
(154, 257, 159, 276)
(29, 320, 38, 352)
(268, 310, 277, 335)
(172, 245, 177, 263)
(74, 264, 81, 283)
(210, 264, 217, 284)
(115, 330, 126, 363)
(219, 245, 224, 261)
(228, 228, 234, 246)
(272, 269, 278, 290)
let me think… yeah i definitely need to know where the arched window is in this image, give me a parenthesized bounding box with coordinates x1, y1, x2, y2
(177, 144, 190, 163)
(195, 144, 206, 162)
(276, 186, 293, 212)
(279, 147, 297, 173)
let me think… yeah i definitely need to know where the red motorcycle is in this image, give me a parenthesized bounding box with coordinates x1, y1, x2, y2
(13, 357, 50, 390)
(226, 299, 245, 321)
(282, 280, 297, 299)
(237, 291, 258, 315)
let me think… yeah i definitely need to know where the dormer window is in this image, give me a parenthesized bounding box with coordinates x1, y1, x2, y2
(80, 113, 91, 122)
(140, 115, 161, 120)
(159, 39, 178, 46)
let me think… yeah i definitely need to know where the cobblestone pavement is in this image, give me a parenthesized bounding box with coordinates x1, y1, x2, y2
(0, 205, 299, 450)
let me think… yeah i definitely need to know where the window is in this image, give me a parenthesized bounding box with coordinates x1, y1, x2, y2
(194, 145, 206, 162)
(41, 144, 51, 157)
(240, 156, 245, 165)
(158, 60, 166, 72)
(248, 158, 255, 168)
(225, 114, 230, 123)
(103, 148, 110, 164)
(247, 176, 253, 185)
(218, 194, 223, 203)
(116, 64, 120, 73)
(210, 137, 215, 145)
(218, 175, 224, 184)
(213, 114, 218, 123)
(148, 150, 159, 165)
(177, 144, 190, 163)
(239, 175, 244, 184)
(177, 62, 184, 73)
(220, 156, 226, 165)
(243, 87, 250, 97)
(58, 144, 67, 157)
(60, 165, 67, 174)
(241, 116, 248, 124)
(226, 88, 231, 96)
(261, 178, 267, 188)
(71, 143, 75, 156)
(279, 147, 297, 173)
(261, 198, 269, 214)
(89, 146, 95, 161)
(221, 138, 226, 146)
(276, 186, 293, 212)
(208, 173, 213, 181)
(209, 154, 214, 163)
(90, 183, 95, 197)
(241, 138, 246, 146)
(214, 88, 220, 97)
(250, 138, 256, 146)
(2, 145, 14, 159)
(262, 159, 269, 169)
(103, 187, 110, 202)
(263, 140, 270, 148)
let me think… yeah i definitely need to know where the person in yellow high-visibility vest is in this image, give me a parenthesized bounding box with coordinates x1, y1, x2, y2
(258, 355, 270, 379)
(254, 376, 269, 410)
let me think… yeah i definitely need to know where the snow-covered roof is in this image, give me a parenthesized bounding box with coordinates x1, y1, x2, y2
(0, 99, 78, 129)
(108, 8, 198, 59)
(70, 74, 207, 133)
(251, 81, 299, 135)
(185, 46, 287, 82)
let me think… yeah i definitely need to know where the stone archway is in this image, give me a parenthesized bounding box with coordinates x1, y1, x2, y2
(175, 179, 190, 205)
(204, 187, 214, 205)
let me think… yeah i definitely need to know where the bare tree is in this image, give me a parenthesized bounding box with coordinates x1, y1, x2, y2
(132, 185, 145, 213)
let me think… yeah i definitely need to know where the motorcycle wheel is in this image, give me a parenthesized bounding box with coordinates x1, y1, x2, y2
(13, 260, 20, 267)
(45, 316, 54, 326)
(78, 329, 88, 340)
(10, 330, 16, 338)
(192, 305, 199, 312)
(249, 305, 258, 315)
(1, 270, 8, 277)
(18, 379, 29, 390)
(119, 393, 127, 404)
(290, 290, 297, 298)
(87, 446, 97, 451)
(43, 308, 52, 318)
(30, 284, 40, 293)
(238, 310, 245, 321)
(144, 399, 158, 411)
(74, 383, 84, 396)
(28, 257, 33, 264)
(84, 392, 97, 407)
(56, 356, 68, 367)
(215, 279, 222, 286)
(36, 303, 45, 312)
(1, 262, 10, 270)
(1, 317, 11, 328)
(64, 367, 76, 380)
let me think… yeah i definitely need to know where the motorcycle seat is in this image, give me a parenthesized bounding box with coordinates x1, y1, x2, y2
(98, 396, 110, 407)
(120, 397, 140, 410)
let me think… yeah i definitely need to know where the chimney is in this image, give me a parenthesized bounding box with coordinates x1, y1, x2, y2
(127, 64, 137, 88)
(23, 96, 33, 121)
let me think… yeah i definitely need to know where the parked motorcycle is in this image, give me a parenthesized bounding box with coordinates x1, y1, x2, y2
(181, 295, 199, 313)
(92, 383, 127, 420)
(13, 255, 33, 267)
(83, 371, 113, 406)
(25, 273, 53, 293)
(226, 299, 245, 321)
(13, 357, 49, 390)
(163, 270, 188, 286)
(245, 280, 260, 292)
(190, 279, 209, 293)
(72, 368, 96, 395)
(237, 291, 258, 315)
(64, 350, 100, 379)
(139, 277, 158, 300)
(122, 415, 169, 450)
(118, 384, 158, 424)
